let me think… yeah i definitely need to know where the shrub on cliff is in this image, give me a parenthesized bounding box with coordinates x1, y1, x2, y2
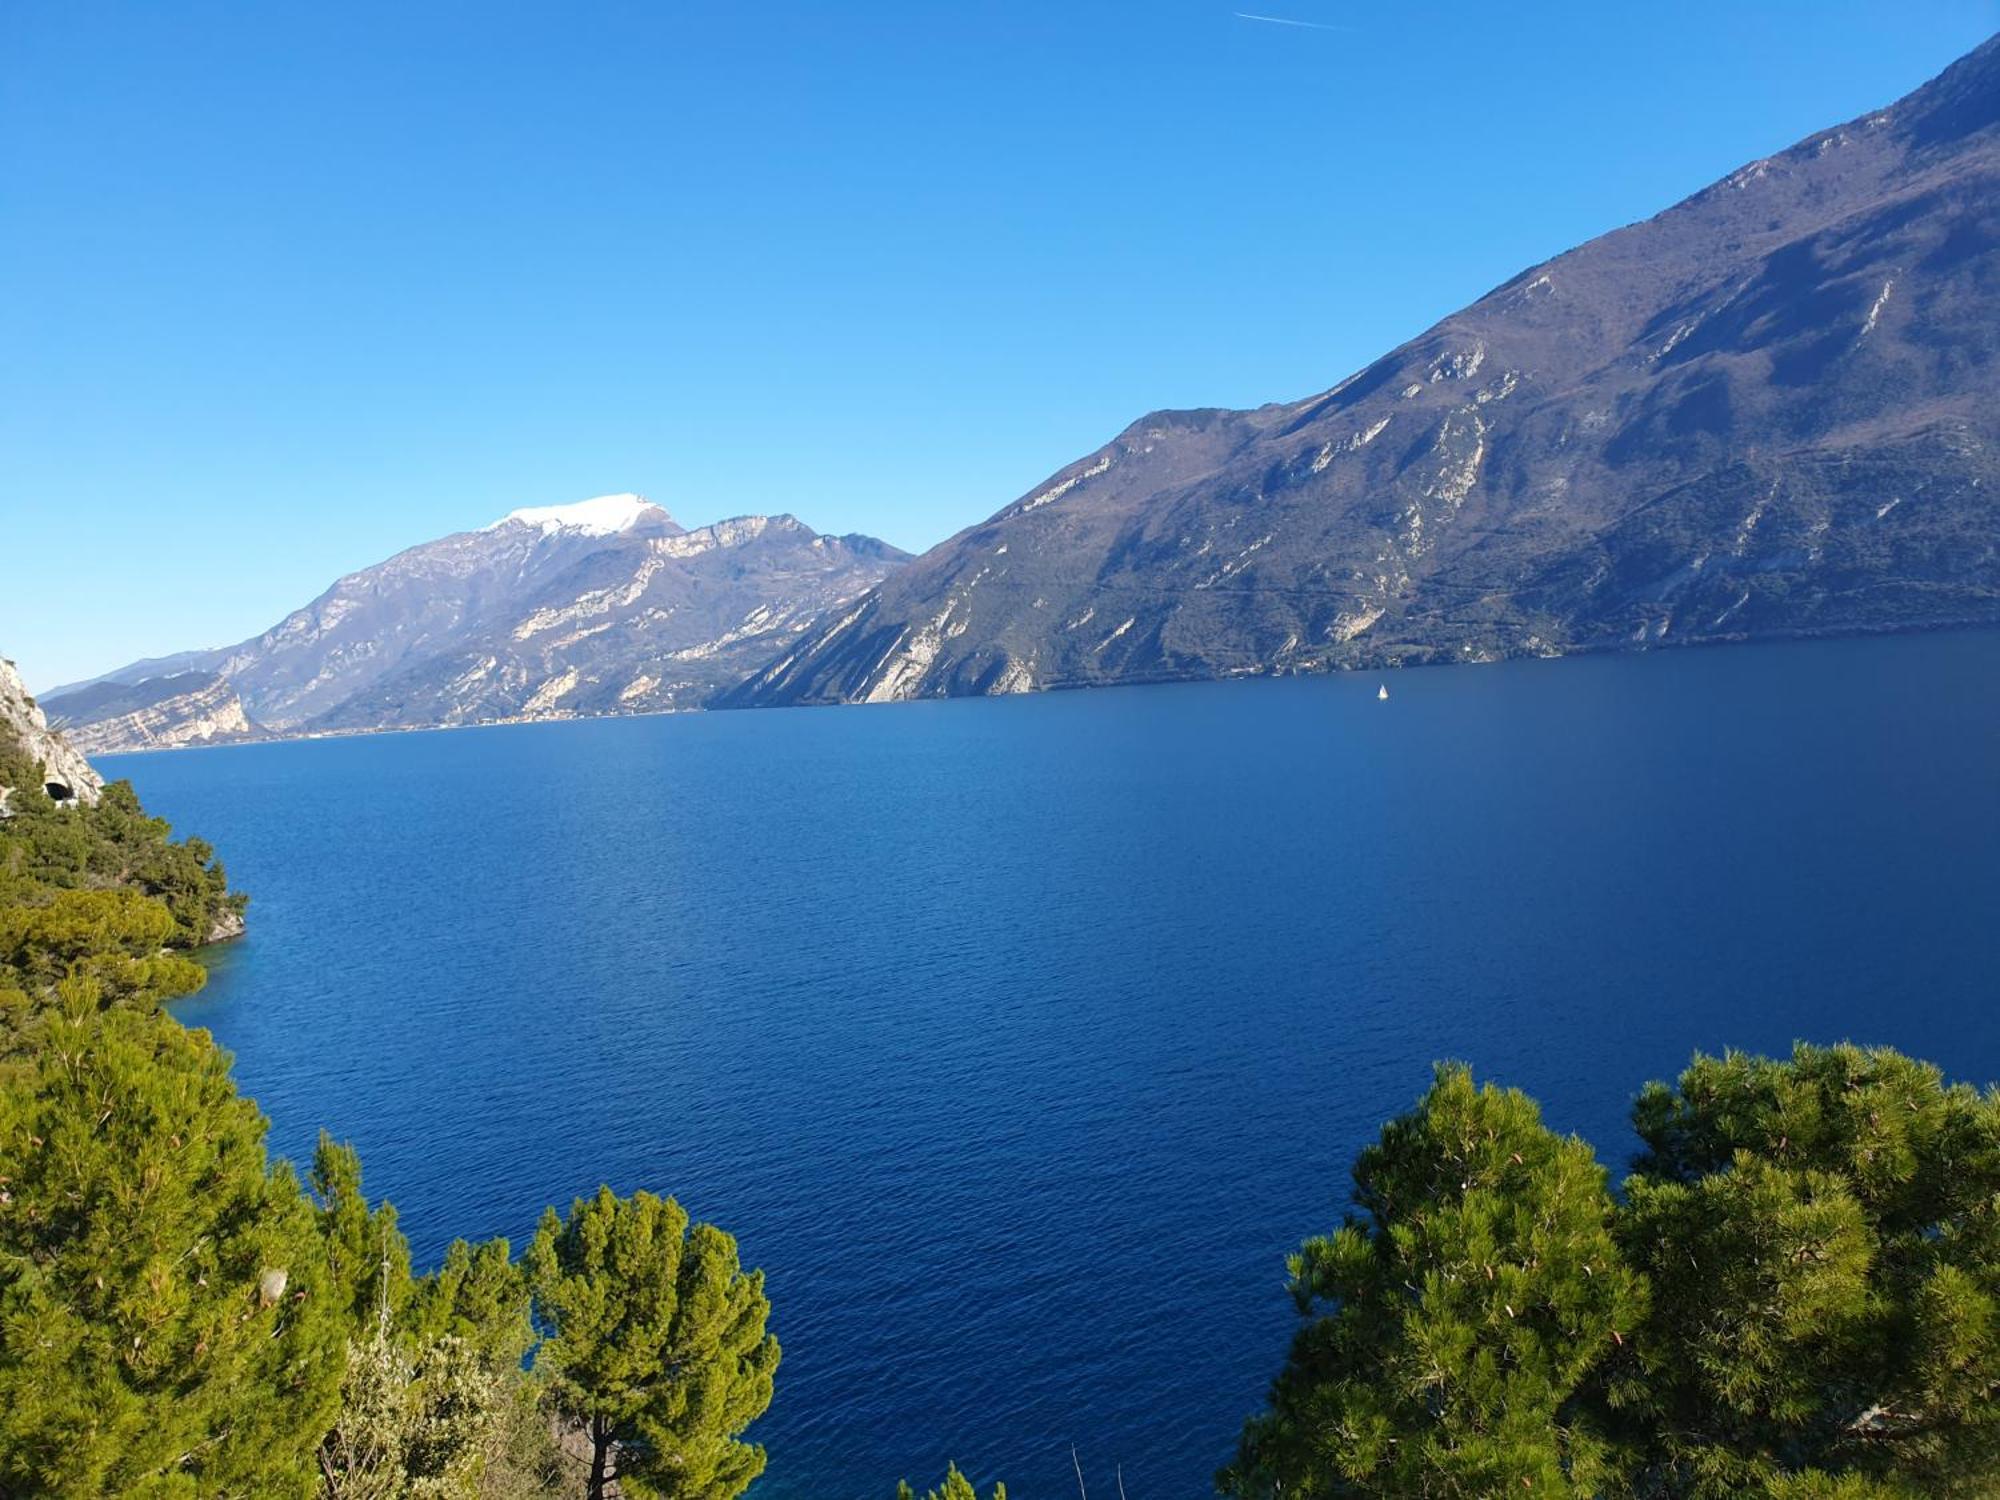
(0, 730, 43, 810)
(319, 1331, 505, 1500)
(0, 888, 207, 1023)
(0, 725, 242, 952)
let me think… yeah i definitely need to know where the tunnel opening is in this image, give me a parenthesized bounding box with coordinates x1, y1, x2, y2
(44, 781, 75, 803)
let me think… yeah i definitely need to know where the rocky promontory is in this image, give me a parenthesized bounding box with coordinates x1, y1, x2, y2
(54, 672, 261, 755)
(0, 657, 102, 809)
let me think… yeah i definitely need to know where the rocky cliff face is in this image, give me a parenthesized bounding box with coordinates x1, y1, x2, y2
(52, 495, 910, 748)
(55, 673, 259, 755)
(304, 512, 908, 729)
(0, 657, 102, 807)
(206, 495, 696, 730)
(727, 35, 2000, 707)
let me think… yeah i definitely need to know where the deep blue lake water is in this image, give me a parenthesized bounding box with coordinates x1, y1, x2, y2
(104, 632, 2000, 1500)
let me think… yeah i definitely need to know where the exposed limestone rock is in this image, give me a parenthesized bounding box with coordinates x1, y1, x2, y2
(55, 499, 911, 741)
(0, 656, 102, 807)
(59, 673, 259, 755)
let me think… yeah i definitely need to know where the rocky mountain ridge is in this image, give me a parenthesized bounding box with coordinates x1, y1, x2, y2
(53, 496, 909, 750)
(727, 34, 2000, 707)
(52, 673, 259, 756)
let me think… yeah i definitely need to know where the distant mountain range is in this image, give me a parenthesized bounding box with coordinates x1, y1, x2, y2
(55, 36, 2000, 745)
(52, 496, 907, 751)
(726, 35, 2000, 707)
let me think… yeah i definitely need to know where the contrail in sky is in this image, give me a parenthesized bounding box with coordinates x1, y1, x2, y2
(1232, 11, 1349, 30)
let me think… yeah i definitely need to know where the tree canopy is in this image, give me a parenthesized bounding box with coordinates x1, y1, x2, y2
(1225, 1045, 2000, 1500)
(527, 1187, 779, 1500)
(1222, 1063, 1643, 1497)
(0, 993, 348, 1497)
(1616, 1044, 2000, 1497)
(896, 1462, 1008, 1500)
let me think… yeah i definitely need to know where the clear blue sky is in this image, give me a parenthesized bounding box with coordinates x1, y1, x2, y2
(4, 0, 1994, 689)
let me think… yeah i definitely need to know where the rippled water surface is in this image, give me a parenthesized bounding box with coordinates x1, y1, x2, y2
(107, 632, 2000, 1499)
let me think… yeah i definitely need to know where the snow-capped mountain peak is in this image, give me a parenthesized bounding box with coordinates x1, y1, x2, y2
(52, 497, 910, 743)
(488, 493, 674, 537)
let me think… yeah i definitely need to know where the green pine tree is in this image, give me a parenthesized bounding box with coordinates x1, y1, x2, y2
(312, 1135, 416, 1340)
(1221, 1063, 1646, 1498)
(0, 887, 207, 1028)
(1615, 1043, 2000, 1498)
(896, 1461, 1007, 1500)
(0, 994, 347, 1497)
(408, 1233, 537, 1376)
(526, 1187, 778, 1500)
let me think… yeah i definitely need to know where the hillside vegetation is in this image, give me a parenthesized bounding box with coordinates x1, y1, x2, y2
(0, 727, 774, 1500)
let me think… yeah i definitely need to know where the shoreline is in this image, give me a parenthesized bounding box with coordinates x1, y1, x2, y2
(87, 614, 2000, 761)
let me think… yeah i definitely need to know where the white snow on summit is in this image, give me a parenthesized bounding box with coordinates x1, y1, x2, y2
(489, 493, 668, 537)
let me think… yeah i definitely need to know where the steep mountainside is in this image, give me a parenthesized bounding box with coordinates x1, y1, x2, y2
(53, 673, 258, 756)
(0, 658, 100, 807)
(54, 496, 907, 748)
(729, 37, 2000, 707)
(303, 512, 907, 730)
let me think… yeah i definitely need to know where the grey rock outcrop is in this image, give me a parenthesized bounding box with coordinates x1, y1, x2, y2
(56, 672, 259, 755)
(0, 656, 103, 807)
